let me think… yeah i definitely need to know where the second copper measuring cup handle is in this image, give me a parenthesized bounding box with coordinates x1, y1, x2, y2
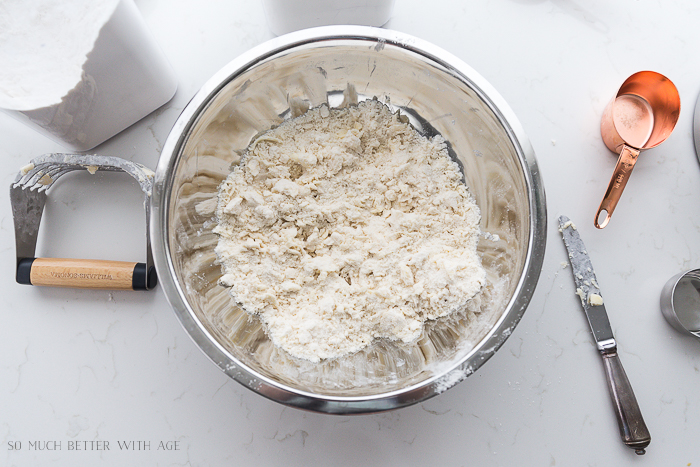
(595, 145, 640, 229)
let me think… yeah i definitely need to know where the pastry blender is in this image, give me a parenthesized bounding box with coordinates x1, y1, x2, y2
(10, 154, 156, 291)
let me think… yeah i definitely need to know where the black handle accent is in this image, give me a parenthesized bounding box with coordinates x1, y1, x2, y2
(132, 263, 157, 291)
(16, 257, 36, 285)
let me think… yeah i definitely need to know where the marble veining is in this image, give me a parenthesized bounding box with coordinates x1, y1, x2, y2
(1, 0, 700, 465)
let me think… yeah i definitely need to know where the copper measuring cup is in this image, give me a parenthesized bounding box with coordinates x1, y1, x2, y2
(595, 71, 680, 229)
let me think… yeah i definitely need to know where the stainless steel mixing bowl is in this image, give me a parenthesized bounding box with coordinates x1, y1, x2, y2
(151, 26, 546, 414)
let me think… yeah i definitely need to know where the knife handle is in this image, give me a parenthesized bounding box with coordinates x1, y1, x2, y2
(601, 351, 651, 454)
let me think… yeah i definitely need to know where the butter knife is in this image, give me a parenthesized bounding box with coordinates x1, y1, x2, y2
(558, 215, 651, 455)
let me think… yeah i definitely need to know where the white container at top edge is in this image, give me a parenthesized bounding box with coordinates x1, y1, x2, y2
(1, 0, 177, 152)
(261, 0, 396, 36)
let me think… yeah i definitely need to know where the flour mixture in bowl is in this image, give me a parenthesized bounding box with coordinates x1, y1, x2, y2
(214, 100, 485, 362)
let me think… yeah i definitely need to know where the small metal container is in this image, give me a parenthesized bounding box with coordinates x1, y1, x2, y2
(151, 26, 547, 413)
(661, 270, 700, 338)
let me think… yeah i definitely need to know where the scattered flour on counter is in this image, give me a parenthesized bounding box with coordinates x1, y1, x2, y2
(214, 100, 486, 362)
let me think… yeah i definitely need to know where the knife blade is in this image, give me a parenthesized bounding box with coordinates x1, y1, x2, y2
(558, 215, 651, 455)
(558, 215, 615, 352)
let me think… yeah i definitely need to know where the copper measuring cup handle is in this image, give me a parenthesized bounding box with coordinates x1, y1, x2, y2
(595, 145, 640, 229)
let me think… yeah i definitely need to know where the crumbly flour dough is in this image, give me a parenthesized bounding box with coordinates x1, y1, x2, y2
(215, 100, 485, 362)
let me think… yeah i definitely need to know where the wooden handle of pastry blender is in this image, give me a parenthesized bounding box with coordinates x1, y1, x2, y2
(16, 258, 157, 291)
(595, 145, 641, 229)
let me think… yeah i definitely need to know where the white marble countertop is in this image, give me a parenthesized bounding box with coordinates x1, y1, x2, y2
(2, 0, 700, 465)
